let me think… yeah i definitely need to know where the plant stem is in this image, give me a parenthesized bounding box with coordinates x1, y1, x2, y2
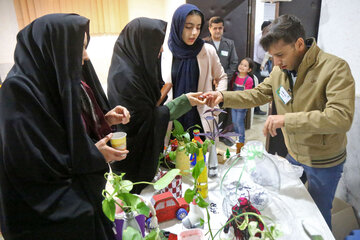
(114, 200, 127, 213)
(235, 159, 246, 195)
(205, 208, 214, 239)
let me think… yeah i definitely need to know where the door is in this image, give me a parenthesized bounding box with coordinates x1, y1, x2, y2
(186, 0, 251, 60)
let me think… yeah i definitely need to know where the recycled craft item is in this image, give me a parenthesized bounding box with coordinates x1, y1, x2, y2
(114, 212, 145, 240)
(220, 141, 280, 215)
(154, 170, 182, 198)
(223, 197, 264, 240)
(182, 202, 204, 229)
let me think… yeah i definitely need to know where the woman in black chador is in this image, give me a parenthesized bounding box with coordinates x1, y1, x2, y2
(107, 18, 204, 193)
(0, 14, 130, 239)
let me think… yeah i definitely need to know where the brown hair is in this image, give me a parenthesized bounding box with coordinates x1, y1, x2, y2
(260, 15, 305, 51)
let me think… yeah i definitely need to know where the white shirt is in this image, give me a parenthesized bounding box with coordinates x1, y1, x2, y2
(213, 40, 220, 50)
(253, 32, 266, 64)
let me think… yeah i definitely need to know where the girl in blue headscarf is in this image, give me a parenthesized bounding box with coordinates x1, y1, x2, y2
(162, 4, 228, 133)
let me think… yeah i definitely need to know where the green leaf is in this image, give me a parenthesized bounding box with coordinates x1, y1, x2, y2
(184, 188, 196, 203)
(199, 218, 205, 226)
(177, 145, 185, 152)
(169, 151, 176, 161)
(202, 139, 211, 153)
(196, 195, 209, 208)
(120, 180, 133, 193)
(182, 132, 191, 142)
(248, 221, 261, 237)
(117, 193, 142, 209)
(311, 236, 324, 240)
(153, 169, 180, 190)
(123, 226, 143, 240)
(102, 198, 116, 222)
(144, 230, 158, 240)
(239, 215, 249, 231)
(192, 159, 205, 180)
(186, 142, 197, 155)
(173, 120, 184, 137)
(135, 201, 150, 217)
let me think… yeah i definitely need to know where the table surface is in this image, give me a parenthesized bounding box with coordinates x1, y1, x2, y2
(141, 154, 335, 240)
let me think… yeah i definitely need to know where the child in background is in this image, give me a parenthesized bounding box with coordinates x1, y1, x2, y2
(229, 58, 254, 149)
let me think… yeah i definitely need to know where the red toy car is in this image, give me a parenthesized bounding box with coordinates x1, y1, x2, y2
(150, 192, 189, 223)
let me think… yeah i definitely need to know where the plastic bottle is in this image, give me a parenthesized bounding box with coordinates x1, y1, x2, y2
(196, 148, 208, 198)
(193, 129, 203, 144)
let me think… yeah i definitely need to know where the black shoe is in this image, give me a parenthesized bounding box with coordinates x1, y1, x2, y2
(220, 137, 234, 147)
(254, 110, 266, 115)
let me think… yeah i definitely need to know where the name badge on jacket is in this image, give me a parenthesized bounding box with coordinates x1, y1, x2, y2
(221, 50, 228, 56)
(276, 85, 291, 104)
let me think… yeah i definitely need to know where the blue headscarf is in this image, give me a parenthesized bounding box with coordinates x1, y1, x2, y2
(168, 4, 204, 99)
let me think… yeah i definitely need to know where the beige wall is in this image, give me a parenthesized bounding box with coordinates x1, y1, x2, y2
(88, 0, 185, 90)
(0, 0, 185, 85)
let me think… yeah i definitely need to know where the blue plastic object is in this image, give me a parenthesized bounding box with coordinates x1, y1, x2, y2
(345, 229, 360, 240)
(176, 208, 188, 220)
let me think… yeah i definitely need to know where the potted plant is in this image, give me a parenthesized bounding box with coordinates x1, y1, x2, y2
(198, 108, 241, 177)
(163, 120, 211, 175)
(102, 169, 180, 240)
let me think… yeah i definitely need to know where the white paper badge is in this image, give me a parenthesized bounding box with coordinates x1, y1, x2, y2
(276, 86, 292, 104)
(221, 50, 229, 56)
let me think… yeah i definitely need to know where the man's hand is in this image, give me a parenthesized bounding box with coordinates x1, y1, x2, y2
(263, 115, 285, 137)
(95, 133, 129, 163)
(202, 91, 224, 108)
(105, 106, 130, 126)
(185, 92, 207, 106)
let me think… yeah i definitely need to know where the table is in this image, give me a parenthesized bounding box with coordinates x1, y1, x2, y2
(141, 154, 335, 239)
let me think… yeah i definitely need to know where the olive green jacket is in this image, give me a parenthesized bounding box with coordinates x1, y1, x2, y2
(222, 39, 355, 167)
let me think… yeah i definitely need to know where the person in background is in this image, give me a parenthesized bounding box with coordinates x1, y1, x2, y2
(253, 20, 272, 115)
(229, 58, 254, 151)
(0, 14, 131, 239)
(161, 4, 227, 134)
(204, 14, 355, 229)
(107, 17, 206, 193)
(204, 16, 238, 146)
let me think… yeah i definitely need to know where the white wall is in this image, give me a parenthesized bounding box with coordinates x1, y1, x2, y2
(0, 0, 18, 80)
(318, 0, 360, 218)
(255, 0, 265, 37)
(318, 0, 360, 95)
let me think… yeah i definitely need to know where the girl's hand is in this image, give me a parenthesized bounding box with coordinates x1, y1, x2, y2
(105, 106, 130, 126)
(186, 92, 207, 106)
(95, 133, 129, 163)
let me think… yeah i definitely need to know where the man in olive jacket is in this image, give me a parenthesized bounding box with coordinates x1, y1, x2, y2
(204, 15, 355, 230)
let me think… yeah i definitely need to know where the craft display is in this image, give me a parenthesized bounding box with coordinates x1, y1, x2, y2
(149, 192, 189, 223)
(154, 170, 183, 198)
